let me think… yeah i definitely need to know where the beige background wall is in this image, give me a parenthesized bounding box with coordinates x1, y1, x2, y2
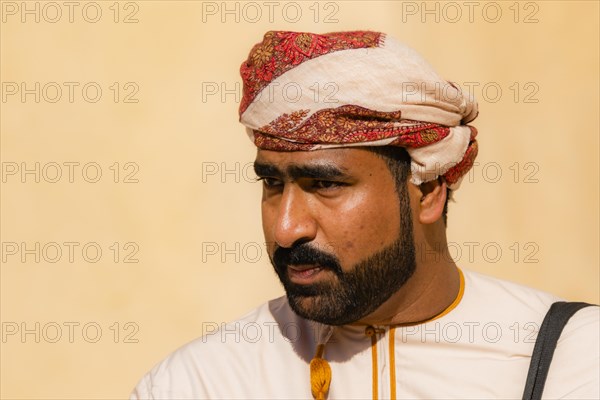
(1, 1, 598, 398)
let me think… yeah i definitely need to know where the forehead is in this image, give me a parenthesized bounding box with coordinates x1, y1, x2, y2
(255, 148, 385, 171)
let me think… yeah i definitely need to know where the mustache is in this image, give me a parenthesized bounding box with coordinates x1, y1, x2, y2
(272, 243, 343, 276)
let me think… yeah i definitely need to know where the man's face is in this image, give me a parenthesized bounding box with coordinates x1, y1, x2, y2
(254, 148, 417, 325)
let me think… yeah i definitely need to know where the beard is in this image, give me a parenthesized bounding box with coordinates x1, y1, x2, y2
(269, 189, 416, 326)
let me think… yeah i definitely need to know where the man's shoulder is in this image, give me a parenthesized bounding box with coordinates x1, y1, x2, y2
(454, 269, 599, 398)
(130, 296, 314, 399)
(460, 268, 564, 316)
(461, 269, 599, 342)
(144, 295, 300, 368)
(458, 268, 598, 344)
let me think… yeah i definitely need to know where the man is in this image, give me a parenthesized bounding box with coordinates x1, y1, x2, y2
(131, 31, 599, 399)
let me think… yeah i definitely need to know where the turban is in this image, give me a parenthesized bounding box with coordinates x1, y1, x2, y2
(239, 30, 479, 190)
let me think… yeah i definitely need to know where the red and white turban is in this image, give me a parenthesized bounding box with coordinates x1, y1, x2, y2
(239, 30, 479, 190)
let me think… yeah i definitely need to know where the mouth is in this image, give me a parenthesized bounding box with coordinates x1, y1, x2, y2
(287, 264, 324, 284)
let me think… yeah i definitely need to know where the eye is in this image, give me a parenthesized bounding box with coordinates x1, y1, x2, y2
(312, 180, 344, 190)
(256, 177, 283, 189)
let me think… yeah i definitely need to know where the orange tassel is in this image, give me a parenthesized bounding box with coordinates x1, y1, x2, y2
(310, 356, 331, 400)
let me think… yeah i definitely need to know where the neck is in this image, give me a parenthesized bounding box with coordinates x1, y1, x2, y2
(354, 231, 462, 326)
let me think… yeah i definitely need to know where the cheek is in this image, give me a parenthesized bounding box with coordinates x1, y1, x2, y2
(324, 188, 401, 266)
(261, 202, 276, 247)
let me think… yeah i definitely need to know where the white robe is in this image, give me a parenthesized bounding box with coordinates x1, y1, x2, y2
(131, 269, 599, 399)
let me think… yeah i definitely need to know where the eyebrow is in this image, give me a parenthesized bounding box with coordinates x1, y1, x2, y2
(253, 161, 349, 180)
(253, 162, 281, 178)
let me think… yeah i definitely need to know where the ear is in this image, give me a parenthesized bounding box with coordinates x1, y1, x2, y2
(417, 178, 447, 224)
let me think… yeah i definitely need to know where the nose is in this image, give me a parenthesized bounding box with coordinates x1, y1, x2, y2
(273, 185, 318, 249)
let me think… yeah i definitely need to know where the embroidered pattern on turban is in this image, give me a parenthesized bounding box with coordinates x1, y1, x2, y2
(239, 30, 479, 189)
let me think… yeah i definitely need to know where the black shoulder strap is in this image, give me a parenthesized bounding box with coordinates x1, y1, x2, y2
(522, 301, 596, 400)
